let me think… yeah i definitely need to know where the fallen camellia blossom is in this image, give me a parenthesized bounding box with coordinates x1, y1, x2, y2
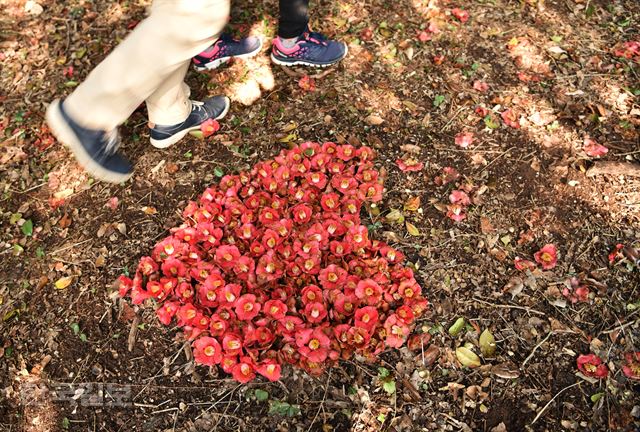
(434, 166, 460, 186)
(449, 190, 471, 206)
(473, 80, 489, 92)
(298, 75, 316, 92)
(454, 132, 474, 149)
(120, 142, 428, 382)
(562, 277, 589, 303)
(451, 8, 470, 23)
(501, 109, 520, 129)
(514, 257, 536, 271)
(577, 354, 608, 378)
(417, 30, 431, 43)
(446, 204, 466, 222)
(583, 137, 608, 158)
(396, 158, 424, 172)
(433, 55, 445, 65)
(200, 119, 220, 138)
(534, 244, 558, 270)
(613, 41, 640, 60)
(622, 352, 640, 380)
(608, 243, 625, 264)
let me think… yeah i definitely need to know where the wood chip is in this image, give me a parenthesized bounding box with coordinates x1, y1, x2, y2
(587, 161, 640, 177)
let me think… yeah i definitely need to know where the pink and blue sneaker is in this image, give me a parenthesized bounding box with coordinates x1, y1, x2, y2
(271, 28, 348, 68)
(193, 34, 263, 71)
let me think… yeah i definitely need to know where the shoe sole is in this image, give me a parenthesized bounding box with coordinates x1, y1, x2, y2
(270, 44, 349, 68)
(150, 96, 231, 149)
(45, 99, 133, 184)
(194, 39, 264, 71)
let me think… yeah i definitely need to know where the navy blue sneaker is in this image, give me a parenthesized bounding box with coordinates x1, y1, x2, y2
(193, 34, 263, 71)
(271, 27, 348, 67)
(45, 99, 133, 183)
(149, 96, 230, 148)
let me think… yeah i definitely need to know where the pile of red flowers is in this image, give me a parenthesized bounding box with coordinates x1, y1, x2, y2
(119, 142, 427, 383)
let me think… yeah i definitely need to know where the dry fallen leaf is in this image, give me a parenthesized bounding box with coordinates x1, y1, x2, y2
(456, 346, 481, 368)
(479, 329, 497, 357)
(365, 114, 384, 126)
(54, 276, 73, 290)
(404, 196, 421, 212)
(406, 222, 420, 236)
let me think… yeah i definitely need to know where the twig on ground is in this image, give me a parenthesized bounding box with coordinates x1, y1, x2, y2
(472, 297, 546, 316)
(307, 369, 332, 432)
(522, 331, 554, 369)
(531, 381, 582, 425)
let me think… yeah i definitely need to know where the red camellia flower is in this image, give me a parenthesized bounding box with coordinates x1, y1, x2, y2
(473, 80, 489, 92)
(264, 299, 287, 320)
(449, 190, 471, 206)
(583, 137, 608, 158)
(296, 328, 330, 362)
(200, 119, 220, 138)
(451, 7, 469, 23)
(396, 158, 424, 172)
(232, 357, 256, 383)
(562, 277, 589, 303)
(121, 143, 427, 383)
(534, 244, 558, 270)
(355, 279, 382, 305)
(446, 204, 466, 222)
(501, 109, 520, 129)
(514, 257, 536, 271)
(576, 354, 608, 378)
(454, 132, 474, 149)
(354, 306, 379, 332)
(622, 352, 640, 380)
(384, 314, 410, 348)
(235, 294, 261, 321)
(156, 301, 179, 325)
(298, 75, 316, 92)
(305, 302, 328, 323)
(193, 336, 222, 366)
(256, 360, 282, 382)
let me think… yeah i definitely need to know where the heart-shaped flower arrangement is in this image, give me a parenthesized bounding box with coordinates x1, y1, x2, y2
(119, 142, 427, 383)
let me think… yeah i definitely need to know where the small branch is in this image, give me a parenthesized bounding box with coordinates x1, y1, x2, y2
(522, 331, 554, 369)
(307, 369, 332, 432)
(587, 161, 640, 178)
(127, 316, 140, 352)
(472, 297, 546, 316)
(531, 381, 582, 425)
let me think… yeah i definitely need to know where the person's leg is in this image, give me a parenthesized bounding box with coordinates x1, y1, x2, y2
(272, 0, 348, 67)
(64, 0, 230, 131)
(145, 63, 193, 127)
(278, 0, 310, 39)
(46, 0, 230, 182)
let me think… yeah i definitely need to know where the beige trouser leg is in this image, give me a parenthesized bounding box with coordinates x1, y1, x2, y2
(64, 0, 229, 131)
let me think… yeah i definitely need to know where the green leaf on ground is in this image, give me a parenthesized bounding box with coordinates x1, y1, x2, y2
(21, 220, 33, 236)
(254, 389, 269, 401)
(382, 380, 396, 394)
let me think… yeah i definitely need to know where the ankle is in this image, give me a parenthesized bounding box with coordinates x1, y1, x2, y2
(278, 36, 299, 49)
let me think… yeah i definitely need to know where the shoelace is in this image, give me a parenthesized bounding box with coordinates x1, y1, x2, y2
(303, 28, 328, 46)
(103, 129, 121, 156)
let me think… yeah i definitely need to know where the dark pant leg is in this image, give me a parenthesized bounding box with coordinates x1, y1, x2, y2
(278, 0, 310, 38)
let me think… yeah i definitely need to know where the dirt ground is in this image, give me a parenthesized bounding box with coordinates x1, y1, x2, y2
(1, 0, 639, 431)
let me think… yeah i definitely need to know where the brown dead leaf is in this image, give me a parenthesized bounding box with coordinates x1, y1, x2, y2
(58, 213, 72, 229)
(491, 362, 520, 379)
(404, 196, 421, 212)
(503, 277, 524, 299)
(400, 144, 422, 154)
(364, 114, 384, 126)
(165, 163, 179, 174)
(479, 217, 494, 234)
(142, 206, 158, 215)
